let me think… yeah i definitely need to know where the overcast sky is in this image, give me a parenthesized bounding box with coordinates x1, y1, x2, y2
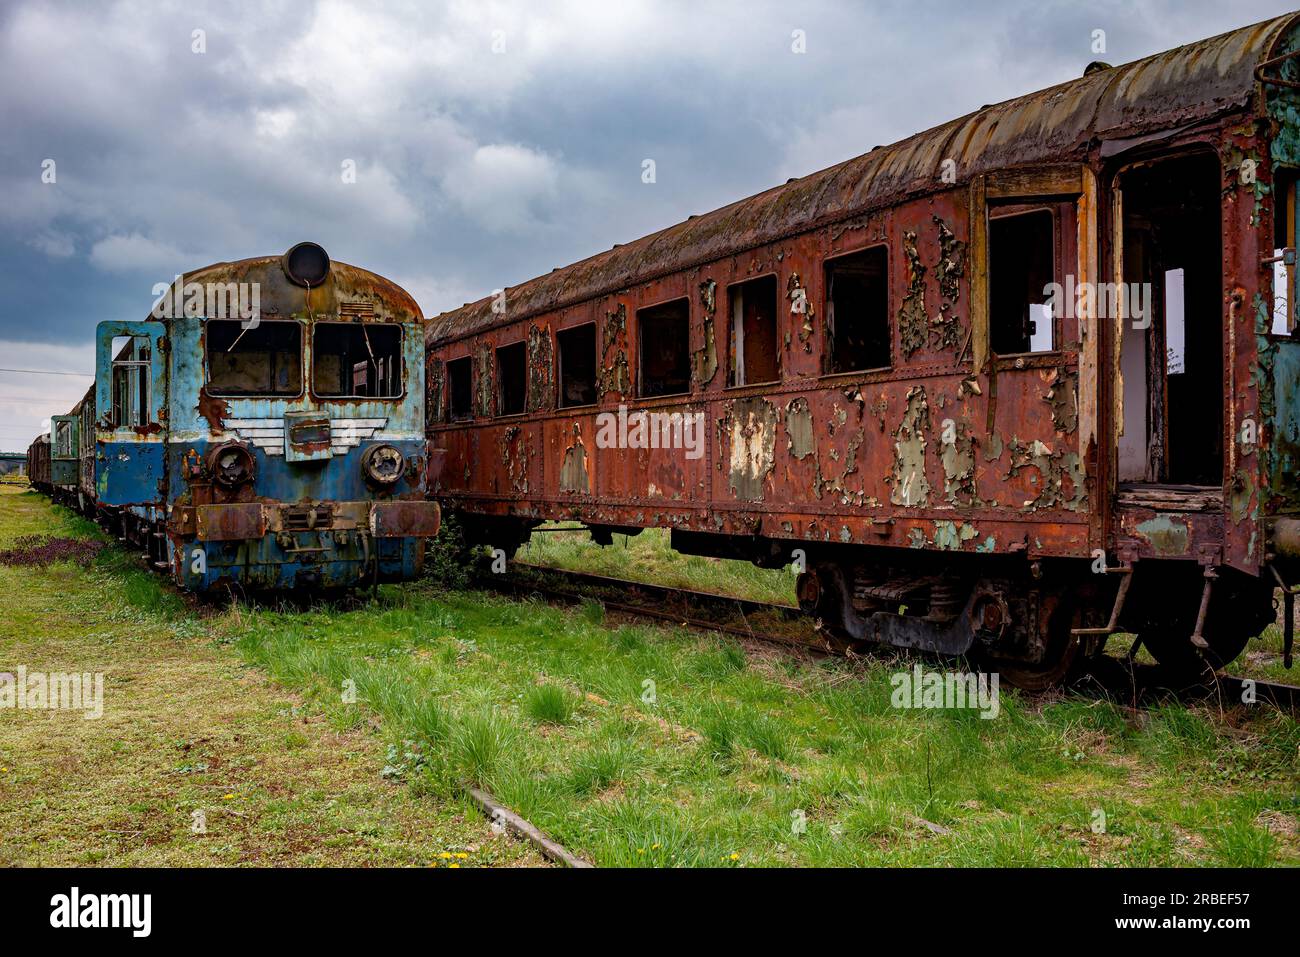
(1, 0, 1294, 450)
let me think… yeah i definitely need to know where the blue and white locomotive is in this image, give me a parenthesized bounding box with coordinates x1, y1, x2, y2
(28, 243, 440, 591)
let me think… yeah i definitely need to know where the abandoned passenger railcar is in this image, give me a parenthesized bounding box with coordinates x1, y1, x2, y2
(426, 14, 1300, 685)
(30, 243, 440, 592)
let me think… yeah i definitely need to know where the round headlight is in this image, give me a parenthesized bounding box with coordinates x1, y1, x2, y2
(282, 241, 331, 287)
(362, 444, 404, 485)
(207, 442, 257, 488)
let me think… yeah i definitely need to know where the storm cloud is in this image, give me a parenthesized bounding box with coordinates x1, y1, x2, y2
(0, 0, 1291, 447)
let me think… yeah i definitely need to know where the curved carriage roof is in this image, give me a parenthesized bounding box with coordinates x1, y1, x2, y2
(427, 12, 1299, 346)
(151, 255, 423, 324)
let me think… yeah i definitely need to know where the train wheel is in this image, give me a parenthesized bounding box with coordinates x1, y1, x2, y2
(1135, 570, 1271, 677)
(990, 592, 1081, 691)
(797, 566, 859, 653)
(1140, 627, 1249, 677)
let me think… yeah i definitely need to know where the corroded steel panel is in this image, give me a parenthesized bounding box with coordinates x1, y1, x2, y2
(370, 500, 441, 538)
(196, 503, 267, 541)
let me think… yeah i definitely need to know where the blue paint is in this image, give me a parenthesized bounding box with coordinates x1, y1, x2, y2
(77, 310, 434, 592)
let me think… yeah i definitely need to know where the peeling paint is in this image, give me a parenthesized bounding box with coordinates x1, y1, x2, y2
(931, 216, 965, 352)
(1005, 437, 1086, 512)
(890, 386, 931, 507)
(693, 279, 719, 387)
(598, 302, 630, 399)
(940, 418, 978, 506)
(474, 341, 495, 418)
(784, 397, 815, 460)
(898, 230, 928, 358)
(559, 424, 589, 494)
(724, 397, 778, 502)
(1045, 367, 1079, 433)
(787, 272, 815, 353)
(1134, 515, 1190, 556)
(932, 520, 978, 550)
(526, 324, 554, 413)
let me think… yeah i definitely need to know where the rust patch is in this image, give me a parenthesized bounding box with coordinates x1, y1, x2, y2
(1005, 438, 1086, 511)
(931, 215, 965, 352)
(474, 341, 496, 417)
(787, 272, 814, 353)
(784, 397, 815, 460)
(940, 417, 978, 506)
(426, 357, 445, 427)
(1133, 514, 1191, 556)
(560, 424, 589, 494)
(1046, 367, 1079, 433)
(197, 390, 230, 432)
(898, 230, 927, 358)
(526, 324, 554, 413)
(694, 279, 718, 386)
(502, 425, 528, 494)
(598, 302, 630, 399)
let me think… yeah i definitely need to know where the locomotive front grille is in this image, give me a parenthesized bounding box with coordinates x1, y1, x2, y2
(281, 503, 334, 531)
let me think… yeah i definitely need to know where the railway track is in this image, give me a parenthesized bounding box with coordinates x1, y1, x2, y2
(496, 560, 1300, 709)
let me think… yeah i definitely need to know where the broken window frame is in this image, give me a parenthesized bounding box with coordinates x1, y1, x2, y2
(557, 322, 598, 409)
(636, 298, 692, 398)
(204, 318, 304, 399)
(111, 335, 154, 428)
(495, 340, 528, 417)
(1271, 167, 1299, 337)
(822, 244, 892, 375)
(987, 204, 1062, 358)
(311, 321, 406, 400)
(726, 273, 781, 388)
(446, 355, 473, 422)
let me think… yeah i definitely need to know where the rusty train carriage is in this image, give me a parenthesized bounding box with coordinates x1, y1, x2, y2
(29, 244, 441, 592)
(427, 14, 1300, 685)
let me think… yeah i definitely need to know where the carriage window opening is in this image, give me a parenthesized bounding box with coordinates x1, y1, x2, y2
(1273, 173, 1297, 335)
(111, 335, 152, 427)
(990, 209, 1056, 354)
(496, 341, 527, 416)
(447, 356, 472, 421)
(313, 323, 403, 398)
(206, 320, 302, 397)
(826, 247, 890, 372)
(558, 323, 597, 408)
(54, 420, 73, 458)
(728, 275, 779, 386)
(1165, 268, 1185, 375)
(638, 300, 690, 397)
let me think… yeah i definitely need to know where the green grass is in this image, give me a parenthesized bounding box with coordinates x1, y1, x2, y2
(524, 684, 575, 726)
(516, 525, 798, 605)
(0, 487, 543, 867)
(219, 577, 1300, 867)
(4, 487, 1296, 867)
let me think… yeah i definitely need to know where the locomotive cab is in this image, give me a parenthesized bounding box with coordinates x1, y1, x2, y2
(89, 243, 439, 592)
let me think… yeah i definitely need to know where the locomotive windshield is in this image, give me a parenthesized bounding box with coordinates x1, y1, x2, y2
(313, 322, 403, 398)
(206, 319, 303, 397)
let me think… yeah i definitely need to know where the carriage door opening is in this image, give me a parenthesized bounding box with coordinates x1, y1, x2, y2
(1116, 154, 1223, 486)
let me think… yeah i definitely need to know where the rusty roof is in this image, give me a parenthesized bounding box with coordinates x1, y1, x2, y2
(428, 12, 1300, 346)
(151, 255, 423, 324)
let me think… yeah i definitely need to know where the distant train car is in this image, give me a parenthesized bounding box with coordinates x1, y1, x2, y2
(30, 243, 440, 591)
(26, 434, 50, 492)
(426, 14, 1300, 685)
